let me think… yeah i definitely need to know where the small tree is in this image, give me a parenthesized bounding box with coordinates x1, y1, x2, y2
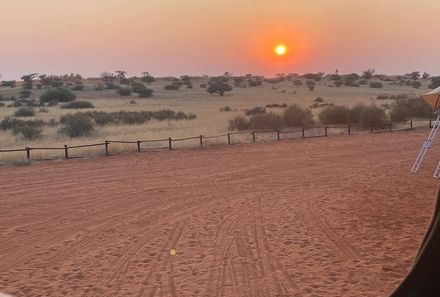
(362, 68, 375, 80)
(305, 80, 315, 91)
(142, 72, 155, 83)
(207, 82, 233, 96)
(422, 72, 430, 79)
(21, 73, 38, 89)
(410, 71, 420, 80)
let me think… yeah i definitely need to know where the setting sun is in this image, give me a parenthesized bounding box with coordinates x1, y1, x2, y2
(275, 44, 287, 56)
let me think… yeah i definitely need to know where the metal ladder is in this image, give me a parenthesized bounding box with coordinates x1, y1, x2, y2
(411, 114, 440, 173)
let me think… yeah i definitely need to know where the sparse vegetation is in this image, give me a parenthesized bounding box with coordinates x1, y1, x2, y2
(369, 82, 383, 88)
(14, 107, 35, 117)
(207, 82, 233, 96)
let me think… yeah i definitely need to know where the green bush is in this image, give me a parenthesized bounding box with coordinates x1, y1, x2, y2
(116, 87, 132, 96)
(411, 81, 422, 89)
(40, 87, 76, 104)
(283, 104, 314, 127)
(369, 82, 383, 88)
(318, 105, 350, 124)
(61, 101, 95, 109)
(207, 82, 233, 96)
(137, 88, 153, 98)
(59, 113, 94, 137)
(390, 97, 433, 122)
(14, 107, 35, 117)
(347, 104, 386, 128)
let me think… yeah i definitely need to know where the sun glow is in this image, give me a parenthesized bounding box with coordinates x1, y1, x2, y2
(274, 44, 287, 56)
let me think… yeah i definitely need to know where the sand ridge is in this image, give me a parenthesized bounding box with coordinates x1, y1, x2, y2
(0, 130, 438, 296)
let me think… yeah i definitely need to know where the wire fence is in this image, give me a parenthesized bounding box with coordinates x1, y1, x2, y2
(0, 119, 431, 162)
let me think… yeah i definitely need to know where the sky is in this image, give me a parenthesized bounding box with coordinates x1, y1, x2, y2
(1, 0, 440, 80)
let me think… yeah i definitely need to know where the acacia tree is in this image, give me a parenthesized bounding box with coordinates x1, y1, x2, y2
(142, 72, 155, 83)
(362, 68, 375, 80)
(21, 73, 38, 89)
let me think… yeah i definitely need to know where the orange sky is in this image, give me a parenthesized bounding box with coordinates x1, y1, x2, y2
(1, 0, 440, 79)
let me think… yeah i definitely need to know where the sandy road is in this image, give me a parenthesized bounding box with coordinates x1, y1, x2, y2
(0, 129, 438, 297)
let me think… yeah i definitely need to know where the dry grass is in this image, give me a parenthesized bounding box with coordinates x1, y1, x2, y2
(0, 76, 429, 162)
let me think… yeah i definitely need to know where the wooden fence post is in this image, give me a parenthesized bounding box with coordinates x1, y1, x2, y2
(277, 130, 280, 141)
(227, 133, 231, 145)
(168, 137, 172, 150)
(25, 147, 30, 160)
(324, 126, 328, 136)
(199, 135, 203, 147)
(347, 125, 351, 135)
(64, 145, 69, 159)
(370, 124, 373, 133)
(430, 118, 432, 128)
(252, 132, 256, 142)
(137, 140, 141, 152)
(389, 122, 392, 132)
(410, 120, 413, 128)
(105, 141, 109, 156)
(302, 128, 305, 138)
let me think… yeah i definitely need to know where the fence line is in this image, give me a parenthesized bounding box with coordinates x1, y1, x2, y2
(0, 120, 426, 161)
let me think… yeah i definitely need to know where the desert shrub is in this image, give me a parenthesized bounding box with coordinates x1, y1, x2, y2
(369, 82, 383, 88)
(245, 106, 266, 116)
(265, 103, 288, 108)
(314, 97, 325, 103)
(59, 113, 94, 137)
(220, 106, 232, 112)
(377, 94, 390, 100)
(247, 112, 284, 130)
(164, 83, 181, 90)
(362, 68, 375, 80)
(94, 84, 105, 91)
(61, 101, 95, 109)
(390, 97, 433, 122)
(130, 82, 146, 93)
(347, 104, 386, 128)
(137, 88, 154, 98)
(50, 80, 64, 88)
(0, 102, 4, 107)
(248, 80, 262, 87)
(318, 105, 350, 124)
(1, 80, 16, 88)
(228, 115, 249, 131)
(72, 80, 85, 91)
(302, 73, 323, 81)
(130, 100, 136, 104)
(292, 79, 303, 86)
(40, 87, 76, 103)
(200, 84, 207, 88)
(411, 81, 422, 89)
(330, 74, 341, 81)
(39, 108, 49, 113)
(343, 74, 360, 87)
(14, 107, 35, 117)
(116, 87, 132, 96)
(24, 99, 40, 107)
(334, 80, 343, 87)
(283, 104, 314, 127)
(12, 121, 43, 140)
(305, 80, 315, 91)
(207, 82, 233, 96)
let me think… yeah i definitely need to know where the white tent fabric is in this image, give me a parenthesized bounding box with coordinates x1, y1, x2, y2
(423, 87, 440, 110)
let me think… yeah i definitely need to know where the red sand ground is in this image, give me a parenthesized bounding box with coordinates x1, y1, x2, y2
(0, 130, 438, 297)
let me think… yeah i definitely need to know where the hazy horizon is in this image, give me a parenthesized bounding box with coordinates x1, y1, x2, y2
(1, 0, 440, 80)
